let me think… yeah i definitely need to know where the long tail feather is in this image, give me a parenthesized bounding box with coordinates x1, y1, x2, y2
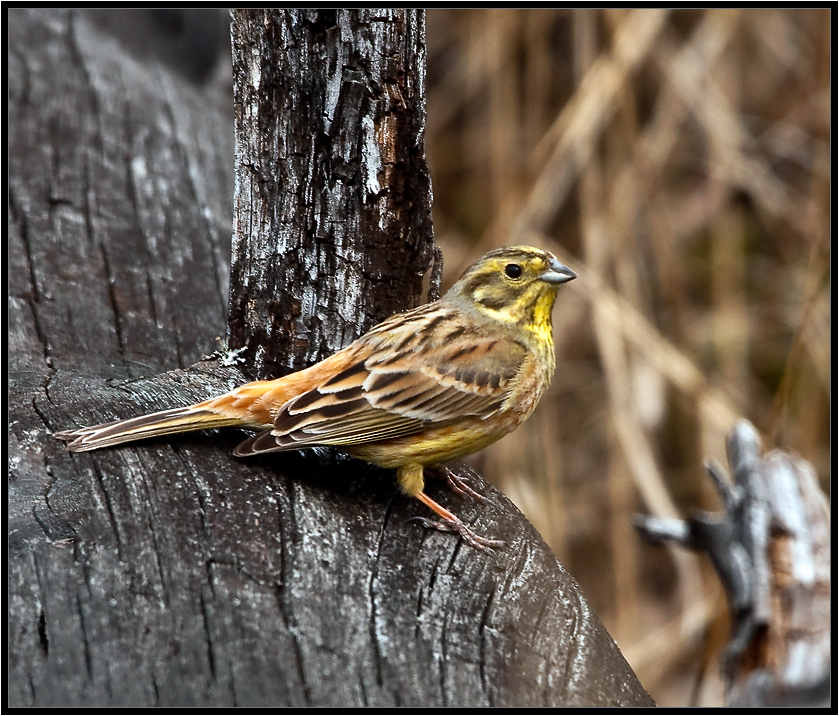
(54, 360, 328, 453)
(54, 407, 250, 452)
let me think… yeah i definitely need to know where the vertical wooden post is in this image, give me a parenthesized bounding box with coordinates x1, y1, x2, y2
(228, 9, 435, 380)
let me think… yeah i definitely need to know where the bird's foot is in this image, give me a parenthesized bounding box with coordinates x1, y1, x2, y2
(409, 515, 504, 551)
(412, 489, 504, 550)
(436, 466, 489, 503)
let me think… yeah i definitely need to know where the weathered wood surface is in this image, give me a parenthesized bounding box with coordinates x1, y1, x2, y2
(636, 420, 830, 708)
(8, 9, 654, 707)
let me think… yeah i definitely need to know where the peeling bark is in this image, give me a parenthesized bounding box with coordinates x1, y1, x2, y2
(8, 9, 654, 708)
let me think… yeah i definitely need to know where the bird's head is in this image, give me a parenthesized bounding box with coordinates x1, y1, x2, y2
(447, 245, 576, 336)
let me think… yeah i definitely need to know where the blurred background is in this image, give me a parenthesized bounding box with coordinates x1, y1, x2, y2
(424, 8, 830, 707)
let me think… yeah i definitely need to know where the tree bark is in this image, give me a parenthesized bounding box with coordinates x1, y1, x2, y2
(8, 9, 654, 707)
(228, 9, 436, 379)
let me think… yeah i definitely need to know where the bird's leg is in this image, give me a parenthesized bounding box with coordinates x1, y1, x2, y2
(413, 492, 504, 550)
(397, 463, 503, 550)
(434, 465, 488, 503)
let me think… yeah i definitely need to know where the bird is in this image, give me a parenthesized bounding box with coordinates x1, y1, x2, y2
(55, 245, 576, 548)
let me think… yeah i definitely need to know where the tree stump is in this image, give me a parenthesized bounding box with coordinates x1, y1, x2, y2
(8, 9, 654, 707)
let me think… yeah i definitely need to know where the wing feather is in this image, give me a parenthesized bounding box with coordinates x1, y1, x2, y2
(235, 306, 526, 456)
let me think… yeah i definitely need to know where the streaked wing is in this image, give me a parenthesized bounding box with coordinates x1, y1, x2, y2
(235, 304, 526, 456)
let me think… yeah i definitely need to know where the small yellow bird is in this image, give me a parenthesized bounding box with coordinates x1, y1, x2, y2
(56, 246, 576, 548)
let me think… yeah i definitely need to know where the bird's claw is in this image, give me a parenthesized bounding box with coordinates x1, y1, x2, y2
(408, 516, 505, 550)
(439, 467, 489, 504)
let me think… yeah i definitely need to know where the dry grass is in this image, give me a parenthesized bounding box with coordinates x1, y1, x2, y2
(424, 8, 831, 707)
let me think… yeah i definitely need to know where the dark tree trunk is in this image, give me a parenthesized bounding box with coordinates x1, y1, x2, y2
(8, 9, 653, 708)
(228, 9, 436, 379)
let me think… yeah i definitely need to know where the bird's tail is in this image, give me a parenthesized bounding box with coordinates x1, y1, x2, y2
(54, 363, 328, 453)
(54, 405, 253, 452)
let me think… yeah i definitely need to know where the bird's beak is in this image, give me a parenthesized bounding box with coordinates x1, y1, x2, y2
(540, 257, 577, 285)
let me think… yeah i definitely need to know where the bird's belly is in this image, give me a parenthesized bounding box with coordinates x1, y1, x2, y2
(345, 419, 511, 469)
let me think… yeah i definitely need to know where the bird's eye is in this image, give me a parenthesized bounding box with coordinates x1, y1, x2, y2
(504, 263, 523, 279)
